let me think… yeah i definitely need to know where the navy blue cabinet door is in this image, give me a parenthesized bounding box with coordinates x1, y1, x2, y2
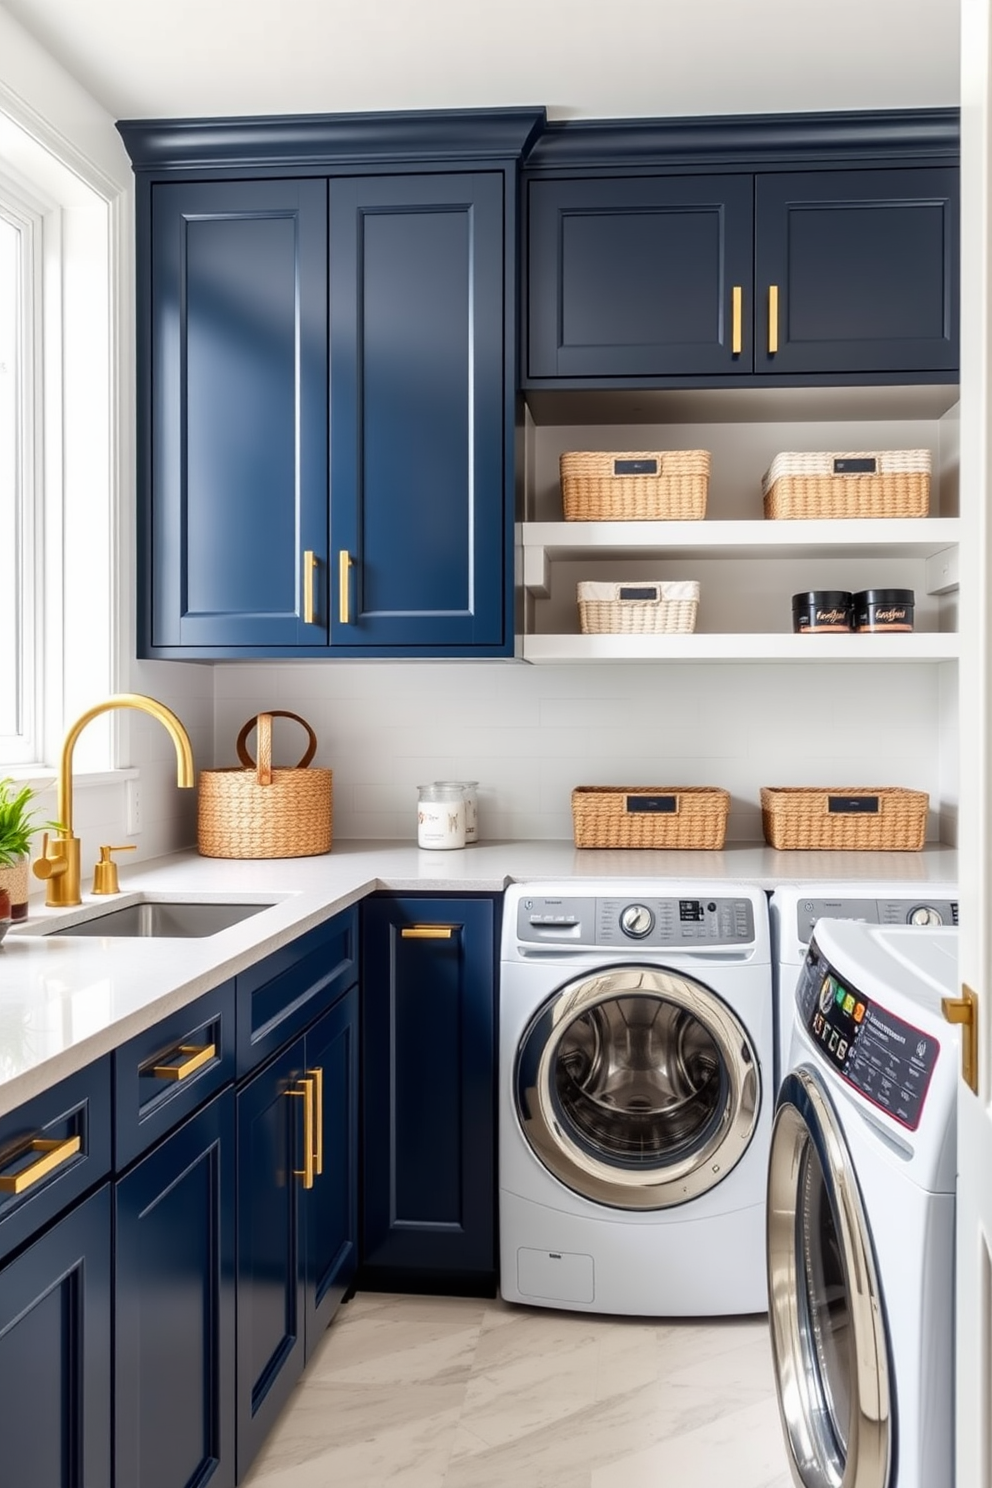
(236, 1037, 306, 1475)
(329, 174, 508, 650)
(116, 1089, 236, 1488)
(304, 985, 359, 1359)
(149, 178, 328, 647)
(527, 174, 755, 378)
(361, 897, 496, 1287)
(755, 167, 959, 374)
(0, 1185, 111, 1485)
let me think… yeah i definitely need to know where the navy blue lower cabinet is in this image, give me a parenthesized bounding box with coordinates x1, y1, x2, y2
(361, 895, 497, 1293)
(115, 1089, 236, 1488)
(303, 985, 359, 1360)
(0, 1183, 112, 1485)
(236, 987, 359, 1475)
(236, 1037, 306, 1476)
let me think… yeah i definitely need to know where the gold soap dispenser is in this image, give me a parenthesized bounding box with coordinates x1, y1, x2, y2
(92, 844, 137, 895)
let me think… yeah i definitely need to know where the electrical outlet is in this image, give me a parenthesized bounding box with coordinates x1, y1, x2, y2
(126, 780, 141, 835)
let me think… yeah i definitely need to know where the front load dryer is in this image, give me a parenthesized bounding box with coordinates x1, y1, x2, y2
(499, 880, 774, 1317)
(767, 918, 958, 1488)
(769, 882, 958, 1085)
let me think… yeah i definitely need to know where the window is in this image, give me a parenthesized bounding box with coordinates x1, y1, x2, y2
(0, 179, 44, 764)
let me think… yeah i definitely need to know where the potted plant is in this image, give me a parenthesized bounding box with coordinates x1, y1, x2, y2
(0, 778, 60, 921)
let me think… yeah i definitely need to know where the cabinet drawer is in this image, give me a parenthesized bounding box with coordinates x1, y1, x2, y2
(114, 980, 236, 1170)
(237, 907, 358, 1076)
(0, 1057, 112, 1263)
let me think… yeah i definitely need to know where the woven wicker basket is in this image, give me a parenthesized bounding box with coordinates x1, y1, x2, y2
(577, 580, 699, 635)
(561, 450, 710, 521)
(760, 786, 928, 851)
(572, 786, 730, 850)
(198, 711, 333, 859)
(762, 450, 931, 520)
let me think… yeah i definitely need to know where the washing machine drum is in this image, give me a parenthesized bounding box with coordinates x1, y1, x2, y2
(514, 965, 761, 1210)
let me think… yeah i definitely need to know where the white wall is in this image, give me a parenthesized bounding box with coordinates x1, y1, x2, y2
(214, 660, 949, 845)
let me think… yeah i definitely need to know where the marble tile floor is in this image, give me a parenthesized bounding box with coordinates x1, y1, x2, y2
(240, 1291, 793, 1488)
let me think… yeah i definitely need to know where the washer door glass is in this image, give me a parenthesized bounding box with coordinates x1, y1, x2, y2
(766, 1068, 891, 1488)
(514, 965, 760, 1210)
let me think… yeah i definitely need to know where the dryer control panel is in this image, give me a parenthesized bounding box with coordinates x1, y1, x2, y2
(516, 895, 755, 948)
(796, 937, 940, 1130)
(794, 896, 958, 946)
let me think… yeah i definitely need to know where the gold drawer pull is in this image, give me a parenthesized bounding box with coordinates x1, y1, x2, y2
(768, 283, 779, 354)
(308, 1065, 323, 1176)
(303, 549, 318, 625)
(0, 1135, 82, 1195)
(287, 1076, 316, 1189)
(150, 1042, 217, 1081)
(401, 926, 455, 939)
(339, 550, 353, 625)
(731, 285, 742, 355)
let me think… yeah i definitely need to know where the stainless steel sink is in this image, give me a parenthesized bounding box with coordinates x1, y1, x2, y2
(45, 900, 276, 938)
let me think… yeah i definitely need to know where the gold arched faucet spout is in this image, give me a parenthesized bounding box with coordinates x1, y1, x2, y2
(33, 694, 195, 907)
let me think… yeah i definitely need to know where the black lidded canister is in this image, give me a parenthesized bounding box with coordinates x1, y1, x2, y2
(792, 591, 853, 633)
(853, 588, 915, 632)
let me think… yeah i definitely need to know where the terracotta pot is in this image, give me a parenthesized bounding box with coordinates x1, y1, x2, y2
(0, 857, 30, 921)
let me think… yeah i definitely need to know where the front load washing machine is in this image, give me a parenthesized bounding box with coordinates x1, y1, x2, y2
(499, 880, 774, 1317)
(767, 918, 958, 1488)
(769, 883, 958, 1085)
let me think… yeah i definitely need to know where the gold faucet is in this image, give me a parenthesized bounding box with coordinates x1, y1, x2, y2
(33, 693, 195, 907)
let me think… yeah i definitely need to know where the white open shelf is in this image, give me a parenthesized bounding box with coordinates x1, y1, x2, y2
(519, 631, 961, 663)
(519, 519, 960, 596)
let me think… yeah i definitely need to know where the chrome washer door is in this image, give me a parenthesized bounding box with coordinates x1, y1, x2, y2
(514, 965, 760, 1210)
(766, 1068, 891, 1488)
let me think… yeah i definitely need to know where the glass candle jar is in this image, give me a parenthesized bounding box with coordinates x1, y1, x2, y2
(417, 784, 466, 850)
(434, 781, 478, 843)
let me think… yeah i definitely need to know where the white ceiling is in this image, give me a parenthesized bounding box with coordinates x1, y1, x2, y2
(0, 0, 961, 124)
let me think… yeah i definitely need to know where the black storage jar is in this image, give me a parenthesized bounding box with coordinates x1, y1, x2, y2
(792, 591, 853, 633)
(853, 588, 915, 632)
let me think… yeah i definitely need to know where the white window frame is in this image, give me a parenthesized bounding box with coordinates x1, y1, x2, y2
(0, 83, 125, 781)
(0, 167, 62, 769)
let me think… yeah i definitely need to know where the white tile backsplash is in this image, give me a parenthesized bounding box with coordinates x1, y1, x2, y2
(212, 659, 952, 845)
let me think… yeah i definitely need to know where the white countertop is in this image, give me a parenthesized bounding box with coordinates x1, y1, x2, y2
(0, 838, 958, 1115)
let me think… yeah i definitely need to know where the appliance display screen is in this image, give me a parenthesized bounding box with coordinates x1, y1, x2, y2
(795, 939, 940, 1131)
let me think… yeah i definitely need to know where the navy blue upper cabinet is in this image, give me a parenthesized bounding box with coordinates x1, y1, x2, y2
(329, 173, 506, 649)
(523, 110, 959, 387)
(528, 175, 754, 378)
(119, 109, 545, 659)
(149, 178, 329, 648)
(753, 167, 958, 375)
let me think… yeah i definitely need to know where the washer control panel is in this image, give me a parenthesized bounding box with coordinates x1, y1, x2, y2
(794, 896, 958, 945)
(796, 937, 940, 1130)
(516, 895, 755, 948)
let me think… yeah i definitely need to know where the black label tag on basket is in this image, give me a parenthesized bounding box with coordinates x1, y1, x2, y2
(627, 794, 678, 813)
(614, 458, 658, 475)
(618, 586, 659, 601)
(833, 457, 877, 474)
(828, 795, 879, 814)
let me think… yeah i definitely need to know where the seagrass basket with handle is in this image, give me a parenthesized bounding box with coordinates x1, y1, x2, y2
(197, 711, 333, 859)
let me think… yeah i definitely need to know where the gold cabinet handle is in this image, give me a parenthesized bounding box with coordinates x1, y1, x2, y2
(287, 1076, 315, 1189)
(308, 1065, 323, 1176)
(0, 1135, 81, 1194)
(731, 285, 743, 355)
(303, 549, 317, 625)
(338, 550, 353, 625)
(150, 1042, 216, 1081)
(768, 284, 779, 355)
(942, 985, 979, 1094)
(401, 926, 455, 939)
